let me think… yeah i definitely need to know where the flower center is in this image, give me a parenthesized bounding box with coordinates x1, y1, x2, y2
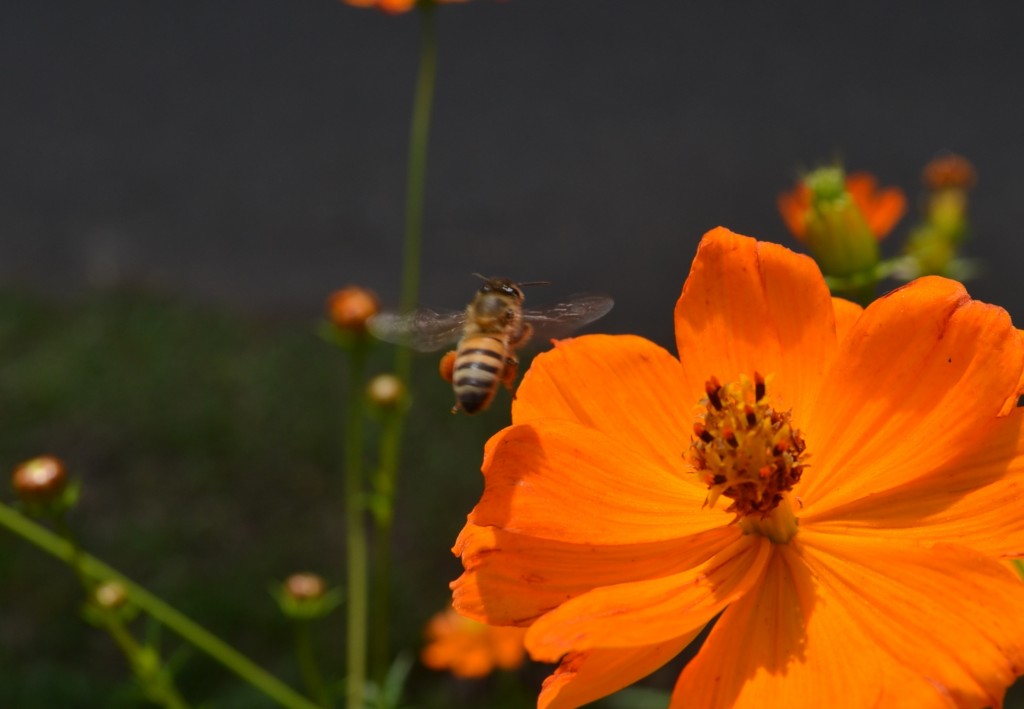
(687, 373, 805, 542)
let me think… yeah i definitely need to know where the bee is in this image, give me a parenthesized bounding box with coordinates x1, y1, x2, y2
(368, 276, 613, 414)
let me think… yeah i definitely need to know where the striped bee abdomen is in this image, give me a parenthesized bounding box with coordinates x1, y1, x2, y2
(452, 336, 508, 414)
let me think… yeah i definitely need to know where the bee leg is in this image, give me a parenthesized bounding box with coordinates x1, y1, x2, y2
(502, 355, 520, 391)
(438, 350, 457, 383)
(510, 322, 534, 349)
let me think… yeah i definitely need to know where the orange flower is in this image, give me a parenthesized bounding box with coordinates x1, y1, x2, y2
(779, 171, 906, 241)
(452, 227, 1024, 708)
(421, 608, 527, 678)
(341, 0, 467, 14)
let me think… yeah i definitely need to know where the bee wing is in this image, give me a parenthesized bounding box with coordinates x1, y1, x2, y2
(367, 307, 467, 352)
(522, 294, 614, 340)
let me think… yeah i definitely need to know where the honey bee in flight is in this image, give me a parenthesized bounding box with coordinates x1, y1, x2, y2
(369, 276, 613, 414)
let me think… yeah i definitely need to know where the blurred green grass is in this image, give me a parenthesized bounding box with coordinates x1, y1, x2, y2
(0, 287, 535, 708)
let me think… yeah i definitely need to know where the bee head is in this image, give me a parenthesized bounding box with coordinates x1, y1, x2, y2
(473, 274, 548, 301)
(478, 277, 524, 301)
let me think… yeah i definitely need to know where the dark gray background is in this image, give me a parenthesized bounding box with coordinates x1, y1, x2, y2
(3, 0, 1023, 346)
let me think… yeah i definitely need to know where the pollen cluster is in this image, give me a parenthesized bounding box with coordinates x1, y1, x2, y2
(687, 373, 805, 520)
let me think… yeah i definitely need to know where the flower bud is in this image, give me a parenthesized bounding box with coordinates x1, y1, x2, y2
(94, 581, 128, 610)
(903, 155, 976, 277)
(283, 573, 327, 602)
(326, 286, 379, 333)
(366, 373, 405, 409)
(274, 573, 341, 621)
(779, 167, 904, 281)
(923, 154, 976, 192)
(12, 456, 67, 504)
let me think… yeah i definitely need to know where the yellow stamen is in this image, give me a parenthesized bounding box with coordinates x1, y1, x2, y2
(686, 373, 804, 543)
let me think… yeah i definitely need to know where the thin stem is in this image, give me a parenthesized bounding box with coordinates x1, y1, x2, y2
(369, 0, 438, 682)
(397, 0, 438, 333)
(294, 620, 331, 709)
(103, 618, 191, 709)
(369, 409, 401, 680)
(344, 340, 370, 709)
(53, 512, 90, 590)
(0, 502, 318, 709)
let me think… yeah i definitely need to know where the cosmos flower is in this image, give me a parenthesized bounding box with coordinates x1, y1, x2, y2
(340, 0, 467, 14)
(452, 227, 1024, 708)
(421, 608, 527, 678)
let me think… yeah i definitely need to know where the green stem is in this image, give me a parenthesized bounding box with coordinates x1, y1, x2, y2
(369, 409, 401, 681)
(103, 617, 191, 709)
(397, 0, 437, 334)
(0, 502, 318, 709)
(294, 620, 331, 709)
(368, 0, 438, 683)
(344, 340, 370, 709)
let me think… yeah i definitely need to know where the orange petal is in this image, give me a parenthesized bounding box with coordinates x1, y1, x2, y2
(525, 535, 771, 662)
(802, 410, 1024, 558)
(470, 421, 730, 544)
(671, 542, 890, 708)
(800, 533, 1024, 705)
(830, 297, 862, 344)
(1018, 328, 1024, 396)
(846, 173, 906, 238)
(672, 535, 1024, 708)
(777, 183, 811, 239)
(674, 227, 837, 420)
(452, 522, 739, 626)
(512, 334, 692, 476)
(799, 276, 1024, 514)
(539, 635, 698, 709)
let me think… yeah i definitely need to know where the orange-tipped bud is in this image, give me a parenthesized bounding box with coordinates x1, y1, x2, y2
(779, 167, 905, 280)
(327, 286, 379, 333)
(12, 456, 67, 504)
(274, 573, 341, 621)
(923, 154, 976, 192)
(903, 154, 976, 278)
(283, 573, 327, 602)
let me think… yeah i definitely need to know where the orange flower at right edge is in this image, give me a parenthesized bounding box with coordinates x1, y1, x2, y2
(451, 227, 1024, 708)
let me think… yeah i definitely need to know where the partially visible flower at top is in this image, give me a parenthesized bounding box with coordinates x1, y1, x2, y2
(452, 227, 1024, 708)
(327, 286, 379, 333)
(421, 608, 527, 678)
(778, 167, 905, 284)
(341, 0, 467, 14)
